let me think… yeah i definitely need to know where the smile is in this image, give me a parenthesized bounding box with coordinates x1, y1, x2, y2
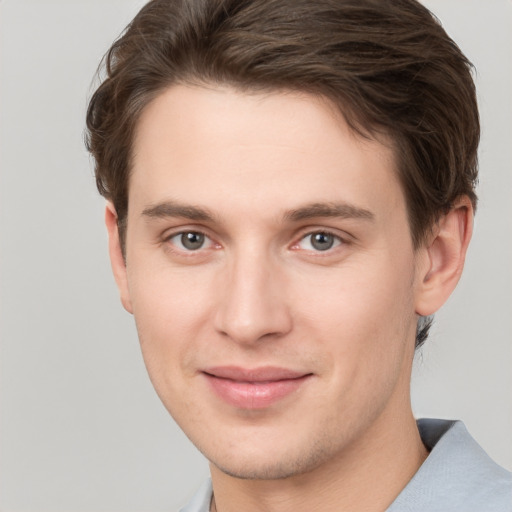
(202, 366, 313, 409)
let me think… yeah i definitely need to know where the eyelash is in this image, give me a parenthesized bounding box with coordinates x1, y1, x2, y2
(292, 230, 346, 253)
(163, 228, 347, 255)
(164, 230, 217, 253)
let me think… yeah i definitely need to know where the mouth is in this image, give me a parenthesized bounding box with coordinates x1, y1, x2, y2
(202, 366, 313, 409)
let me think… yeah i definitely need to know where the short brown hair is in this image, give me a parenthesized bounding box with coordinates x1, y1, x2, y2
(86, 0, 480, 345)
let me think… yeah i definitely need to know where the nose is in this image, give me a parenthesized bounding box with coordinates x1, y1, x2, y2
(213, 249, 293, 345)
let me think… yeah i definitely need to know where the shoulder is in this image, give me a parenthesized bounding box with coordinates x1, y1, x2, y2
(179, 479, 212, 512)
(387, 419, 512, 512)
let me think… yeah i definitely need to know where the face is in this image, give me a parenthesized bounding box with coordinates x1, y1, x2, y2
(114, 85, 426, 479)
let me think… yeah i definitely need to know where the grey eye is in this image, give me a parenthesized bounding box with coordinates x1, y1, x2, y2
(297, 231, 342, 252)
(310, 232, 335, 251)
(180, 232, 205, 250)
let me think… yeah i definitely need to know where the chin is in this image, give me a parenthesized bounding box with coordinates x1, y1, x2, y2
(211, 459, 309, 481)
(205, 437, 336, 481)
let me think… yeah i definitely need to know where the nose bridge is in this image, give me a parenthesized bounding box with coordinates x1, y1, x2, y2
(214, 243, 291, 344)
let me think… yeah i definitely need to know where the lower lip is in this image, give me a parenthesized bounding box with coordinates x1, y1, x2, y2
(204, 373, 311, 409)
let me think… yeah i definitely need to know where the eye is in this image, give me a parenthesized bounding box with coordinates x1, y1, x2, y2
(167, 231, 212, 251)
(297, 231, 342, 252)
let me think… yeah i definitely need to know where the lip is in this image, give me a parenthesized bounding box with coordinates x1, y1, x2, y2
(202, 366, 312, 409)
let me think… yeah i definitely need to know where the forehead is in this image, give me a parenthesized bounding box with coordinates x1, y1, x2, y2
(129, 84, 403, 223)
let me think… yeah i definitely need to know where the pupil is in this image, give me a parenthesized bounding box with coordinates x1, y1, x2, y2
(311, 233, 334, 251)
(181, 232, 204, 250)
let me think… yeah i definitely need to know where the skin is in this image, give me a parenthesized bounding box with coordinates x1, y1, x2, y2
(106, 85, 473, 512)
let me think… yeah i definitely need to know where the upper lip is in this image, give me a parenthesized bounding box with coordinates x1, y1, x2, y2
(203, 366, 311, 382)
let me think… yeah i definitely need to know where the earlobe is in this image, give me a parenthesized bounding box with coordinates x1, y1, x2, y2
(415, 196, 473, 316)
(105, 202, 133, 314)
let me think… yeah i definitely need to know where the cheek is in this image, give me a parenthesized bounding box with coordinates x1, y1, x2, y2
(126, 263, 215, 384)
(299, 254, 414, 327)
(128, 256, 214, 326)
(294, 255, 417, 376)
(298, 265, 417, 434)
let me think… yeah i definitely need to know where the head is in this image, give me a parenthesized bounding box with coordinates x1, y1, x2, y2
(86, 0, 478, 481)
(86, 0, 479, 348)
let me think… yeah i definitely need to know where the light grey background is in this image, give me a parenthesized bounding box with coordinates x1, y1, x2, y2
(0, 1, 510, 510)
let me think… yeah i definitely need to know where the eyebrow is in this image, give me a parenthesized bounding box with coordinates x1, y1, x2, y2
(283, 202, 375, 222)
(142, 201, 216, 222)
(141, 200, 375, 224)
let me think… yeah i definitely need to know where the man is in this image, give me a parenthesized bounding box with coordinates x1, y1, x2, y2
(85, 0, 511, 510)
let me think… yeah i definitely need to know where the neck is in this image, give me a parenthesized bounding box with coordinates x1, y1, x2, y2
(210, 399, 427, 512)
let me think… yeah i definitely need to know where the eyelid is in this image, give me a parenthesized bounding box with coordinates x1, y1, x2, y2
(290, 227, 350, 252)
(162, 227, 220, 252)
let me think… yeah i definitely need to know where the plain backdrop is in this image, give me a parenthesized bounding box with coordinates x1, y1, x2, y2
(0, 1, 510, 510)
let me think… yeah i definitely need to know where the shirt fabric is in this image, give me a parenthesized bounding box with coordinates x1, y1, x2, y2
(179, 419, 512, 512)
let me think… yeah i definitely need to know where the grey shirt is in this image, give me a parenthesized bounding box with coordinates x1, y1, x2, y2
(179, 419, 512, 512)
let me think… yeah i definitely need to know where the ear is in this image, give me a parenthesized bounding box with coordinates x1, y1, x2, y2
(415, 196, 473, 316)
(105, 202, 133, 314)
